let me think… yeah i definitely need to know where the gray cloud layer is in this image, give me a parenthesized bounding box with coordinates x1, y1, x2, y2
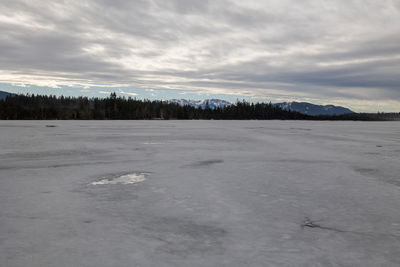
(1, 0, 400, 110)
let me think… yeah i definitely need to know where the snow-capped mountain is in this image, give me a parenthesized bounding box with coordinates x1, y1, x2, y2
(168, 99, 231, 109)
(169, 99, 354, 115)
(274, 102, 354, 116)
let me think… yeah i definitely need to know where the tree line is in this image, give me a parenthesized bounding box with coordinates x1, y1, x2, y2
(0, 93, 399, 120)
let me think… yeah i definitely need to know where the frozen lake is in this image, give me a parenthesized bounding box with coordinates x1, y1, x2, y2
(1, 120, 400, 266)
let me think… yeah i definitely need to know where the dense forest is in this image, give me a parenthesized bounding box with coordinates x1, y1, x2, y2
(0, 93, 399, 120)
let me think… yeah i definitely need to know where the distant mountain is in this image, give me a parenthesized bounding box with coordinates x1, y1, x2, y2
(1, 92, 354, 116)
(0, 90, 15, 100)
(169, 99, 354, 115)
(274, 102, 354, 116)
(168, 99, 231, 109)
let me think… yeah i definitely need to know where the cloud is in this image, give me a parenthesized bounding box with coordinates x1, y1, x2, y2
(0, 0, 399, 111)
(119, 89, 138, 96)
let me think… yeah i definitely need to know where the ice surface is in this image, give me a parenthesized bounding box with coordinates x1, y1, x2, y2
(1, 120, 400, 267)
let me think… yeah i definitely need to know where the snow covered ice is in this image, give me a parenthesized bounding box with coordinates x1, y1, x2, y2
(91, 173, 147, 185)
(1, 120, 400, 266)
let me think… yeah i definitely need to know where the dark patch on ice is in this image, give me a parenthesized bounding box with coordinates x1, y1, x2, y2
(247, 126, 266, 129)
(45, 125, 57, 127)
(302, 218, 347, 234)
(290, 127, 311, 131)
(83, 220, 93, 224)
(302, 217, 322, 229)
(271, 158, 331, 164)
(40, 191, 52, 194)
(301, 217, 400, 238)
(184, 159, 224, 168)
(0, 166, 14, 170)
(301, 217, 345, 233)
(376, 145, 383, 147)
(142, 217, 227, 256)
(365, 152, 380, 155)
(355, 166, 400, 186)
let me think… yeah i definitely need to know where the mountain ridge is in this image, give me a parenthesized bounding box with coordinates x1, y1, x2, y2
(168, 98, 354, 115)
(168, 99, 231, 109)
(0, 90, 15, 100)
(1, 91, 354, 115)
(273, 101, 354, 116)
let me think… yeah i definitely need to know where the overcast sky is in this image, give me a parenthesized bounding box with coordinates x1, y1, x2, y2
(1, 0, 400, 111)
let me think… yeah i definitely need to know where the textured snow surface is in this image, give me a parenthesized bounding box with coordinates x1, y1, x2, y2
(91, 173, 147, 185)
(1, 121, 400, 267)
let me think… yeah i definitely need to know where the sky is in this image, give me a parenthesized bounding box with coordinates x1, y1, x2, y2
(1, 0, 400, 112)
